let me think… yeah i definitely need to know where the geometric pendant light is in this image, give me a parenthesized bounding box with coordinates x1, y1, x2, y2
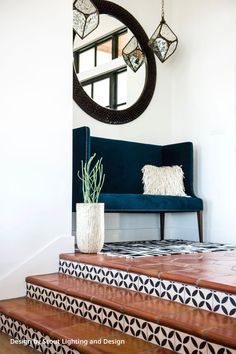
(122, 36, 145, 73)
(148, 0, 178, 63)
(73, 0, 99, 39)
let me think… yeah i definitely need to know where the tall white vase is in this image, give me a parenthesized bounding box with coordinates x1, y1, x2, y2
(76, 203, 105, 253)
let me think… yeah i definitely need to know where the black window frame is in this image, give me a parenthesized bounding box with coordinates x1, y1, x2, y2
(82, 67, 127, 110)
(73, 27, 127, 74)
(73, 27, 128, 110)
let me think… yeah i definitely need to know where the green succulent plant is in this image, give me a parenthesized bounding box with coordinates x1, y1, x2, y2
(78, 154, 105, 203)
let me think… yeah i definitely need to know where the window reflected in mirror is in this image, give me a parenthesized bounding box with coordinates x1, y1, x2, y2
(73, 15, 145, 110)
(79, 47, 95, 72)
(97, 39, 112, 66)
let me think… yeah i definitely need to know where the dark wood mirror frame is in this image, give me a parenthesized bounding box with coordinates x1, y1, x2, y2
(73, 0, 157, 125)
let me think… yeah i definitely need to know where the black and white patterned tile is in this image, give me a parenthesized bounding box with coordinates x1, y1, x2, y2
(147, 323, 176, 352)
(207, 342, 236, 354)
(50, 290, 68, 311)
(212, 291, 236, 317)
(64, 295, 85, 317)
(59, 259, 87, 279)
(123, 315, 148, 341)
(117, 271, 140, 291)
(160, 280, 185, 304)
(84, 264, 102, 282)
(83, 302, 103, 324)
(102, 308, 124, 331)
(99, 239, 236, 258)
(185, 285, 214, 312)
(0, 314, 81, 354)
(26, 283, 53, 306)
(138, 275, 161, 297)
(98, 267, 120, 287)
(175, 330, 208, 354)
(27, 284, 68, 311)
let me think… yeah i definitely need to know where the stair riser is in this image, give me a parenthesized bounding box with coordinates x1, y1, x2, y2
(26, 283, 236, 354)
(59, 259, 236, 318)
(0, 313, 80, 354)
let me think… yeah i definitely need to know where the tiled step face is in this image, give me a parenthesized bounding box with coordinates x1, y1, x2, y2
(59, 258, 236, 317)
(0, 298, 170, 354)
(25, 274, 236, 353)
(0, 313, 80, 354)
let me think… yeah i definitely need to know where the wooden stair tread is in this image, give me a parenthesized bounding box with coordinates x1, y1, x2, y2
(0, 297, 174, 354)
(26, 273, 236, 349)
(59, 252, 236, 294)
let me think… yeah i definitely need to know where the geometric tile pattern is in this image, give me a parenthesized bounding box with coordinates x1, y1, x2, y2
(123, 315, 149, 341)
(102, 308, 124, 332)
(185, 285, 214, 311)
(212, 291, 236, 317)
(160, 280, 185, 304)
(148, 323, 176, 352)
(207, 343, 236, 354)
(117, 271, 140, 291)
(25, 285, 236, 353)
(59, 259, 236, 318)
(175, 331, 208, 354)
(66, 295, 85, 317)
(138, 275, 161, 297)
(27, 283, 68, 311)
(99, 239, 236, 258)
(0, 313, 81, 354)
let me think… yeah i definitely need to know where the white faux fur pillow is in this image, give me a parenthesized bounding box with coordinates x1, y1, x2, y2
(142, 165, 187, 196)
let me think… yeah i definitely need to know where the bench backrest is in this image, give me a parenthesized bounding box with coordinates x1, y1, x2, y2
(72, 127, 194, 211)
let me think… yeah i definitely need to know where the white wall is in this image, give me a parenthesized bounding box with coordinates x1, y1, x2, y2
(170, 0, 236, 243)
(73, 0, 236, 244)
(0, 0, 73, 297)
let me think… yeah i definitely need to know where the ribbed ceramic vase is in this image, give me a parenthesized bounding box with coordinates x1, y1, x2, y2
(76, 203, 105, 253)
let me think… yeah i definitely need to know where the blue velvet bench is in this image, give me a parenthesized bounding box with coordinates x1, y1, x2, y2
(73, 126, 203, 242)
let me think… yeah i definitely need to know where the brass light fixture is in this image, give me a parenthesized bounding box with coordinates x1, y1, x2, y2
(148, 0, 178, 63)
(73, 0, 99, 39)
(122, 36, 145, 73)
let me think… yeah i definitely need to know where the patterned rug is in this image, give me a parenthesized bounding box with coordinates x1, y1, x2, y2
(99, 239, 236, 258)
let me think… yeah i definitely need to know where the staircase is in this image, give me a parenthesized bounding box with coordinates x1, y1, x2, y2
(0, 251, 236, 354)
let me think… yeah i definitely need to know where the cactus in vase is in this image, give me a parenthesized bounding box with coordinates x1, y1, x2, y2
(78, 154, 105, 203)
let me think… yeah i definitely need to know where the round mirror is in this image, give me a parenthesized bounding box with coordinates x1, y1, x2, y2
(74, 15, 146, 110)
(73, 0, 156, 124)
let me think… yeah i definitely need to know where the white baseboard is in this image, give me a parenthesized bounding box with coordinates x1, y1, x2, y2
(73, 212, 198, 242)
(0, 236, 74, 300)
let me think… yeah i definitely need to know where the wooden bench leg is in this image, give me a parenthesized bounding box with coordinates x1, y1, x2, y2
(197, 211, 203, 243)
(160, 212, 165, 241)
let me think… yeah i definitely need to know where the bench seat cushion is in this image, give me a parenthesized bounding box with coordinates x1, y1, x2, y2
(99, 193, 203, 212)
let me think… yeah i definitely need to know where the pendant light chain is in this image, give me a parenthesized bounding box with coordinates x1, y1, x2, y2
(161, 0, 165, 19)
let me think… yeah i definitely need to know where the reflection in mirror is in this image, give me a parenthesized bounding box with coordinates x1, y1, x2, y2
(73, 14, 146, 110)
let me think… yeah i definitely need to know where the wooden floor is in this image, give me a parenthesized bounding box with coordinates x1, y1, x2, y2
(0, 332, 38, 354)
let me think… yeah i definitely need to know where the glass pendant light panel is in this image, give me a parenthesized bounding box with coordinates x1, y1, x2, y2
(122, 36, 145, 73)
(160, 23, 177, 42)
(166, 41, 178, 59)
(73, 10, 86, 38)
(73, 0, 99, 39)
(148, 21, 178, 63)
